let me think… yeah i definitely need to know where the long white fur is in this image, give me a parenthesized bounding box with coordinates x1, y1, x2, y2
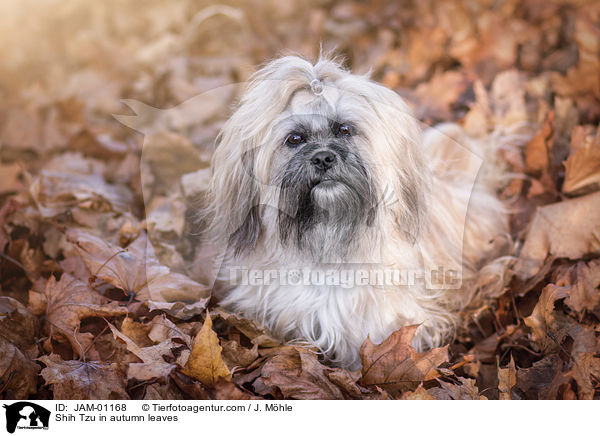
(204, 55, 513, 369)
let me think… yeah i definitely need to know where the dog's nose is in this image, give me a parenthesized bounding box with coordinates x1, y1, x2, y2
(311, 150, 336, 171)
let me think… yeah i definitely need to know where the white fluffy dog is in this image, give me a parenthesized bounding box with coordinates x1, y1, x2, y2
(204, 56, 510, 369)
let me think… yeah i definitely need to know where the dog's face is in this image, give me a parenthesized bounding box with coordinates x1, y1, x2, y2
(206, 56, 428, 262)
(265, 90, 378, 260)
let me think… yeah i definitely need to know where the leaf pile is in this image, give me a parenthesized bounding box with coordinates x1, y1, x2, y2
(1, 0, 600, 400)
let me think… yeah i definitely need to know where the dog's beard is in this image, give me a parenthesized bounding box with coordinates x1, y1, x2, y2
(277, 142, 376, 262)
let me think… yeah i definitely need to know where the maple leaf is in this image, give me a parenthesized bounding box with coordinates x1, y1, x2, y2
(182, 313, 231, 387)
(44, 274, 128, 357)
(39, 354, 129, 400)
(253, 346, 365, 400)
(69, 230, 210, 318)
(359, 325, 449, 396)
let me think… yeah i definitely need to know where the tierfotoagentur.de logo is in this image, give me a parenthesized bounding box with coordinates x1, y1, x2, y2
(2, 402, 50, 434)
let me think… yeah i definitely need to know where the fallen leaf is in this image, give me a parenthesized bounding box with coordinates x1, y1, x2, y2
(221, 339, 259, 370)
(498, 356, 517, 400)
(551, 17, 600, 99)
(39, 354, 129, 400)
(555, 260, 600, 314)
(429, 377, 488, 400)
(0, 162, 22, 194)
(0, 337, 40, 399)
(525, 111, 554, 174)
(30, 170, 134, 217)
(516, 355, 561, 400)
(182, 313, 231, 387)
(142, 382, 185, 400)
(400, 386, 435, 400)
(413, 71, 471, 121)
(524, 284, 568, 353)
(254, 346, 360, 400)
(211, 379, 255, 400)
(0, 296, 39, 358)
(44, 274, 128, 357)
(212, 308, 280, 347)
(563, 125, 600, 194)
(108, 322, 177, 382)
(148, 315, 192, 348)
(120, 317, 153, 348)
(517, 191, 600, 278)
(569, 327, 600, 400)
(69, 230, 210, 317)
(359, 325, 449, 395)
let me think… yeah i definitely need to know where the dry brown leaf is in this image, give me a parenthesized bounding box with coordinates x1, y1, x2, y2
(44, 274, 128, 357)
(212, 308, 280, 347)
(69, 230, 210, 317)
(569, 327, 600, 400)
(221, 339, 259, 370)
(401, 386, 435, 400)
(524, 284, 568, 353)
(429, 377, 487, 400)
(498, 356, 517, 400)
(563, 125, 600, 194)
(211, 379, 255, 400)
(120, 317, 153, 348)
(137, 130, 207, 193)
(254, 346, 362, 400)
(142, 382, 185, 400)
(359, 325, 449, 395)
(146, 194, 187, 240)
(39, 354, 129, 400)
(108, 322, 177, 382)
(0, 163, 23, 194)
(413, 71, 471, 121)
(551, 17, 600, 98)
(182, 313, 231, 387)
(0, 336, 40, 399)
(0, 296, 38, 359)
(148, 315, 192, 348)
(525, 111, 554, 174)
(30, 170, 134, 217)
(517, 191, 600, 278)
(555, 260, 600, 313)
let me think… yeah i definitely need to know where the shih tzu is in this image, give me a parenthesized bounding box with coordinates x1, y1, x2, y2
(204, 55, 511, 369)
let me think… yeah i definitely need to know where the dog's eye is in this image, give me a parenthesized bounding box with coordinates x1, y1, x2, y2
(285, 133, 304, 147)
(336, 124, 354, 137)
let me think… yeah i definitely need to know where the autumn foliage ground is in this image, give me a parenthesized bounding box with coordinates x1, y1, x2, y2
(0, 0, 600, 400)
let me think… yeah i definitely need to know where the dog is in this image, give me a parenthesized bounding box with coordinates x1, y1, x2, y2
(203, 55, 511, 369)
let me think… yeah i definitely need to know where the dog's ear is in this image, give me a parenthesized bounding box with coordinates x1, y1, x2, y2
(229, 204, 262, 256)
(362, 82, 429, 244)
(204, 128, 262, 254)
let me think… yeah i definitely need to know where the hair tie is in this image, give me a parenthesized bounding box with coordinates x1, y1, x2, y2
(310, 78, 324, 96)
